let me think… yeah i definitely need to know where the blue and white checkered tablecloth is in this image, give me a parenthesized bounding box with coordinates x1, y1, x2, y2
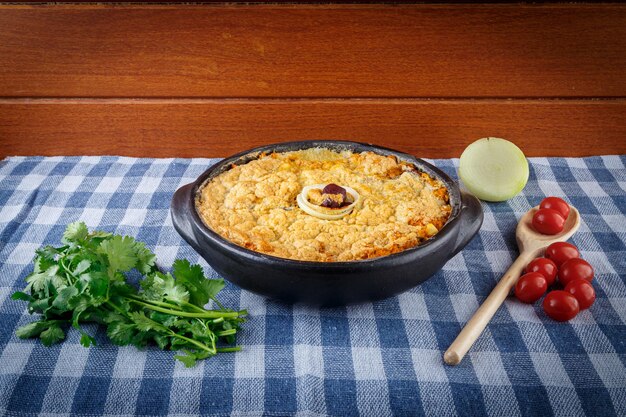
(0, 155, 625, 417)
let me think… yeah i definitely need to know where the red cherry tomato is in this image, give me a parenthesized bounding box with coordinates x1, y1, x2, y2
(540, 197, 570, 220)
(525, 258, 558, 286)
(558, 258, 594, 286)
(515, 272, 548, 303)
(545, 242, 580, 267)
(543, 290, 580, 321)
(565, 279, 596, 310)
(532, 209, 565, 235)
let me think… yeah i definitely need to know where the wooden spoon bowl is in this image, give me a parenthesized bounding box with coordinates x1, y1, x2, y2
(516, 205, 581, 255)
(444, 205, 580, 366)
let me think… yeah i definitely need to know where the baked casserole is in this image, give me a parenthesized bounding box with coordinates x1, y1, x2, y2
(195, 148, 452, 262)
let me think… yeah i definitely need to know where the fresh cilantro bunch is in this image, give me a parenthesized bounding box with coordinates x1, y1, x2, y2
(12, 222, 247, 367)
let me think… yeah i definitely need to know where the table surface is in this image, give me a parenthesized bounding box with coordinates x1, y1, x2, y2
(0, 155, 625, 417)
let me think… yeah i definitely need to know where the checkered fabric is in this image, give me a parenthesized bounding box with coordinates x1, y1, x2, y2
(0, 155, 625, 417)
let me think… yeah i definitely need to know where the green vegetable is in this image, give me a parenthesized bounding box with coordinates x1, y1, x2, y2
(458, 137, 529, 202)
(12, 222, 247, 367)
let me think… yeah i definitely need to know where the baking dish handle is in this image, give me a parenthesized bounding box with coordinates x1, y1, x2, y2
(449, 191, 483, 259)
(171, 183, 203, 253)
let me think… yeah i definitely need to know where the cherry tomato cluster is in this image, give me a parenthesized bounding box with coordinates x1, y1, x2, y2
(532, 197, 570, 235)
(515, 241, 596, 322)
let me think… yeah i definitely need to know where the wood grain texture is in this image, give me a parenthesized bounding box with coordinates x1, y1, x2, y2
(10, 1, 579, 3)
(1, 99, 624, 158)
(1, 4, 626, 98)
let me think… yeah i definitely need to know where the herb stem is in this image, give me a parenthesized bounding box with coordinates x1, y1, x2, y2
(59, 258, 77, 285)
(182, 300, 214, 314)
(105, 301, 130, 318)
(215, 329, 237, 337)
(216, 346, 242, 353)
(170, 332, 216, 354)
(126, 295, 209, 314)
(129, 299, 242, 319)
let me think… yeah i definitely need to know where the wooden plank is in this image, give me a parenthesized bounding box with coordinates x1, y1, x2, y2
(10, 1, 581, 3)
(1, 99, 624, 158)
(1, 5, 625, 98)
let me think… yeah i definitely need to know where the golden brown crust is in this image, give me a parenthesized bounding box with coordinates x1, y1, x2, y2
(196, 148, 451, 262)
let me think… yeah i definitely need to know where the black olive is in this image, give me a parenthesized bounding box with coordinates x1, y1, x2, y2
(322, 183, 347, 200)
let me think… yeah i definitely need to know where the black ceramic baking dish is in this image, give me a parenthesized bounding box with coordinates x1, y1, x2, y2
(171, 140, 483, 306)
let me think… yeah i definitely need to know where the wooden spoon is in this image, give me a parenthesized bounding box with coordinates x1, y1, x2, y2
(443, 205, 580, 366)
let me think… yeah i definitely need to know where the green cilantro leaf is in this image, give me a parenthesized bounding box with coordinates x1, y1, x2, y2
(81, 272, 109, 302)
(140, 272, 189, 304)
(133, 241, 157, 275)
(173, 259, 224, 307)
(89, 230, 113, 239)
(205, 279, 225, 302)
(40, 323, 65, 346)
(107, 322, 137, 345)
(129, 311, 168, 333)
(62, 222, 89, 244)
(99, 310, 127, 325)
(98, 235, 138, 273)
(174, 351, 198, 367)
(80, 333, 96, 347)
(67, 294, 93, 314)
(51, 286, 79, 312)
(11, 291, 33, 302)
(45, 274, 68, 297)
(148, 311, 178, 328)
(163, 278, 190, 305)
(25, 265, 59, 294)
(174, 350, 212, 368)
(165, 285, 191, 305)
(34, 246, 59, 273)
(28, 297, 52, 314)
(16, 321, 53, 339)
(153, 334, 170, 350)
(35, 245, 60, 261)
(139, 273, 162, 300)
(73, 259, 91, 276)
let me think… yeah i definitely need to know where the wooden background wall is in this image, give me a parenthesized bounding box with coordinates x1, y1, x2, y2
(1, 3, 625, 158)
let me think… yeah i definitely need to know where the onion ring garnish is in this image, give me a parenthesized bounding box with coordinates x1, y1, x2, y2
(297, 184, 360, 220)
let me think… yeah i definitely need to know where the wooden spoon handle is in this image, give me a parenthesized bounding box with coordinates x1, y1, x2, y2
(444, 250, 538, 365)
